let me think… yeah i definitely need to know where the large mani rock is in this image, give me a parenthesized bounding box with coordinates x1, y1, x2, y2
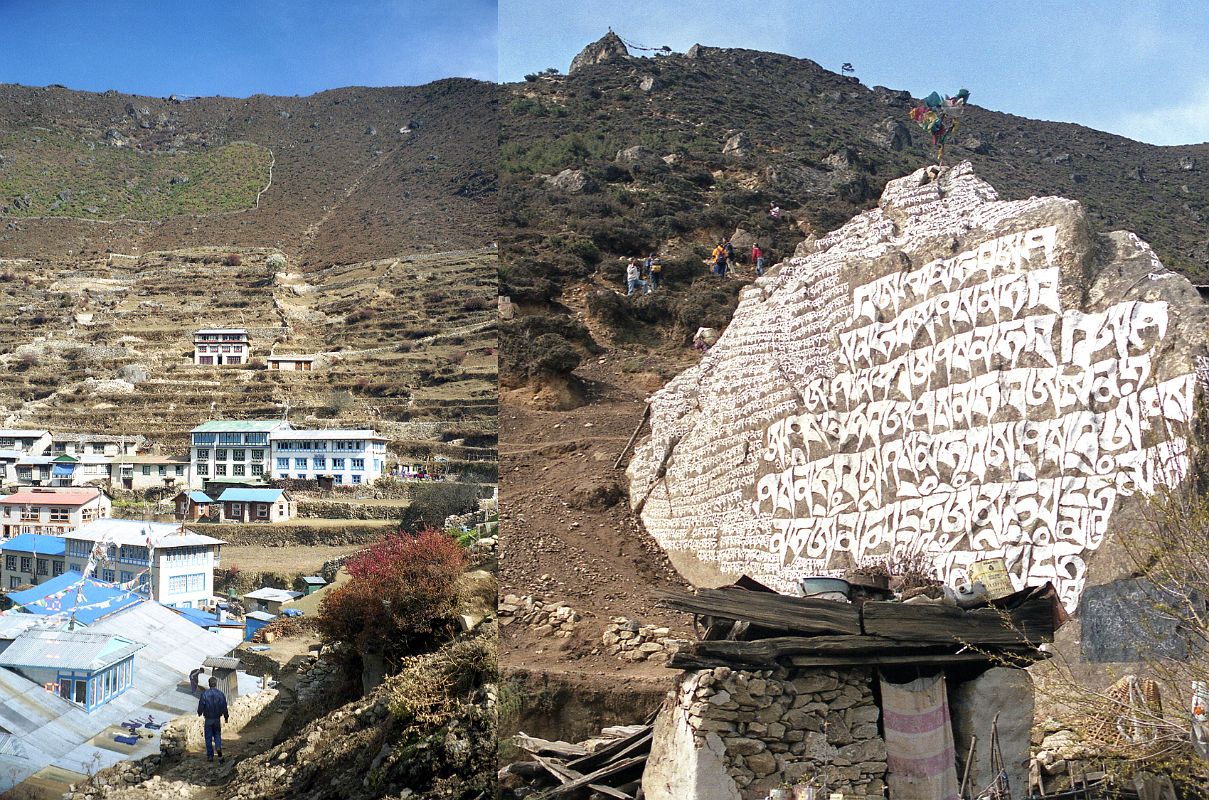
(950, 668, 1033, 796)
(627, 162, 1209, 618)
(643, 699, 742, 800)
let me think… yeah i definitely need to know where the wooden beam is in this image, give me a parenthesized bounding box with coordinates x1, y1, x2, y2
(538, 756, 647, 799)
(567, 727, 651, 774)
(659, 588, 861, 636)
(861, 597, 1054, 645)
(613, 404, 650, 470)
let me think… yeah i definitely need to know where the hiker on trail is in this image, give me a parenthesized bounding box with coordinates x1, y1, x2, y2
(189, 666, 204, 695)
(198, 676, 230, 763)
(752, 243, 765, 277)
(769, 202, 781, 220)
(626, 258, 648, 296)
(711, 242, 728, 277)
(647, 252, 662, 291)
(723, 238, 735, 271)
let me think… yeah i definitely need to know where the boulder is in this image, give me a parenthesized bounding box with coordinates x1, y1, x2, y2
(615, 146, 666, 173)
(544, 168, 596, 194)
(722, 132, 750, 157)
(872, 118, 911, 151)
(644, 701, 741, 800)
(639, 75, 659, 93)
(950, 668, 1033, 797)
(627, 162, 1208, 638)
(569, 31, 630, 74)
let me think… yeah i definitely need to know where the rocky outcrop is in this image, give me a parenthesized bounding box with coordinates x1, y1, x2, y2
(569, 31, 630, 74)
(544, 168, 597, 194)
(628, 163, 1208, 623)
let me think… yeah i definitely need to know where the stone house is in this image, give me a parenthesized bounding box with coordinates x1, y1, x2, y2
(193, 328, 250, 366)
(111, 454, 190, 491)
(0, 429, 52, 485)
(216, 487, 293, 523)
(174, 490, 216, 521)
(0, 487, 112, 538)
(266, 355, 315, 371)
(1, 533, 67, 591)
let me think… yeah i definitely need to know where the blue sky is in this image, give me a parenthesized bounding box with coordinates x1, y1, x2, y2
(0, 0, 497, 97)
(500, 1, 1209, 146)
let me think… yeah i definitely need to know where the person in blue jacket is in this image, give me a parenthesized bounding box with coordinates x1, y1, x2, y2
(197, 676, 230, 762)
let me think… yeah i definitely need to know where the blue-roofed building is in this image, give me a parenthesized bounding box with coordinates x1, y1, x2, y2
(0, 628, 142, 711)
(173, 490, 216, 521)
(216, 488, 294, 523)
(244, 610, 275, 641)
(1, 533, 67, 591)
(8, 571, 143, 625)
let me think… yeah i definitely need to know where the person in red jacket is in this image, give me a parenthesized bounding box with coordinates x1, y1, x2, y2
(751, 243, 764, 277)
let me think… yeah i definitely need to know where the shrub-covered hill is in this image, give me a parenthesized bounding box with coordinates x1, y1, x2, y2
(499, 35, 1209, 381)
(0, 79, 497, 268)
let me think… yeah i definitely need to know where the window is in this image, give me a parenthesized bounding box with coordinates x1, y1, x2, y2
(215, 449, 227, 461)
(215, 464, 227, 476)
(4, 555, 14, 570)
(233, 449, 245, 461)
(352, 475, 362, 485)
(276, 458, 289, 470)
(312, 457, 325, 469)
(50, 507, 69, 521)
(70, 562, 83, 572)
(251, 464, 264, 476)
(19, 557, 31, 573)
(141, 465, 151, 476)
(176, 465, 185, 476)
(332, 458, 345, 469)
(21, 507, 40, 521)
(233, 464, 246, 476)
(294, 458, 306, 469)
(197, 464, 209, 476)
(251, 449, 264, 461)
(167, 574, 186, 594)
(231, 503, 242, 517)
(53, 560, 63, 576)
(195, 448, 210, 460)
(193, 434, 216, 445)
(120, 571, 132, 583)
(351, 459, 364, 471)
(8, 577, 17, 589)
(158, 465, 166, 475)
(257, 504, 268, 518)
(36, 558, 47, 575)
(102, 569, 115, 582)
(334, 474, 343, 485)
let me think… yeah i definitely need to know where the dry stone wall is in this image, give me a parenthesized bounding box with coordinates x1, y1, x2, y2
(644, 666, 886, 800)
(629, 162, 1209, 613)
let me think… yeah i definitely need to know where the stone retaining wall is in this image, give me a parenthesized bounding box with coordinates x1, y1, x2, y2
(602, 618, 688, 664)
(209, 522, 390, 546)
(644, 666, 887, 800)
(296, 499, 407, 520)
(161, 688, 279, 756)
(498, 594, 580, 637)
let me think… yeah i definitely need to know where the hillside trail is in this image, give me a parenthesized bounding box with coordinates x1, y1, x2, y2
(500, 273, 700, 689)
(294, 144, 399, 266)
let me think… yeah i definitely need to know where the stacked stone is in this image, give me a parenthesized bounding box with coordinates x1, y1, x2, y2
(676, 666, 887, 800)
(63, 755, 161, 800)
(498, 594, 580, 637)
(602, 618, 688, 663)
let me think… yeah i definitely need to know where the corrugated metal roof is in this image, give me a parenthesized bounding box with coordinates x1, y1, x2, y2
(188, 491, 214, 503)
(0, 613, 46, 641)
(194, 328, 247, 334)
(0, 488, 101, 506)
(0, 629, 142, 671)
(271, 428, 382, 439)
(217, 488, 284, 503)
(72, 519, 224, 548)
(0, 429, 49, 437)
(8, 573, 143, 625)
(243, 588, 302, 602)
(1, 534, 66, 555)
(191, 420, 289, 433)
(245, 611, 275, 621)
(266, 354, 315, 361)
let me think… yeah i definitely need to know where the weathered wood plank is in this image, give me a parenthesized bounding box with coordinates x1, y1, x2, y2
(862, 597, 1054, 644)
(660, 588, 861, 635)
(566, 728, 651, 774)
(539, 756, 647, 799)
(515, 732, 589, 759)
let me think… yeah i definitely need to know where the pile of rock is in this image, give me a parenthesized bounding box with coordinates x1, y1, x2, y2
(63, 755, 162, 800)
(602, 618, 687, 663)
(647, 666, 887, 799)
(498, 594, 580, 637)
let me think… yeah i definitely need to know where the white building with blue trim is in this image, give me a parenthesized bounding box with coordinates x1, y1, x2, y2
(0, 629, 141, 711)
(268, 428, 387, 485)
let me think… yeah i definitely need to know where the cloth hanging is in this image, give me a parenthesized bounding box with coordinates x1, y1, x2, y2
(879, 672, 960, 800)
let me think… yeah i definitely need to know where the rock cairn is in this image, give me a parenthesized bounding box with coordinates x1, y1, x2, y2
(601, 618, 688, 663)
(498, 594, 581, 637)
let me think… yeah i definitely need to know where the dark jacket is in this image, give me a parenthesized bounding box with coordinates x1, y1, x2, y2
(198, 687, 229, 721)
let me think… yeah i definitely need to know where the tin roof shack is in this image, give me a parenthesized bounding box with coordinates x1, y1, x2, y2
(244, 610, 275, 641)
(174, 490, 217, 521)
(641, 582, 1063, 800)
(300, 575, 327, 595)
(1, 533, 67, 591)
(217, 487, 294, 523)
(203, 655, 241, 699)
(243, 587, 303, 616)
(0, 629, 142, 711)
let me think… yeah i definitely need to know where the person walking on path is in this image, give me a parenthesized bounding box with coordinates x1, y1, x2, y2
(723, 238, 735, 271)
(751, 243, 765, 277)
(647, 252, 662, 291)
(626, 258, 648, 296)
(189, 666, 204, 695)
(198, 676, 230, 762)
(711, 242, 728, 277)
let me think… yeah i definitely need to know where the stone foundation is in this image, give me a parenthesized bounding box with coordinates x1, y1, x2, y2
(645, 666, 887, 800)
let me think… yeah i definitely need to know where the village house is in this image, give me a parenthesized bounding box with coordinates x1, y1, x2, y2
(269, 428, 388, 484)
(1, 533, 66, 590)
(242, 586, 303, 615)
(0, 429, 52, 485)
(50, 433, 144, 458)
(0, 629, 142, 711)
(174, 490, 217, 521)
(67, 519, 224, 610)
(111, 453, 190, 491)
(189, 419, 290, 490)
(216, 487, 294, 523)
(193, 328, 250, 365)
(0, 487, 111, 538)
(266, 354, 316, 371)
